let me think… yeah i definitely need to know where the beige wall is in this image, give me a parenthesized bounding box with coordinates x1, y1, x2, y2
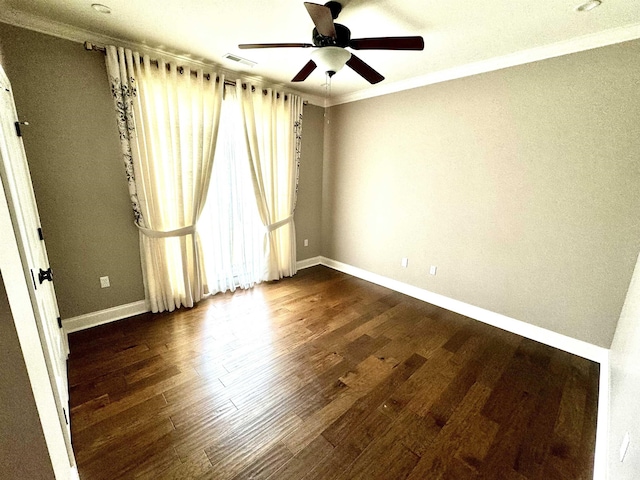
(295, 104, 324, 260)
(0, 273, 56, 479)
(609, 253, 640, 478)
(323, 39, 640, 348)
(0, 23, 145, 318)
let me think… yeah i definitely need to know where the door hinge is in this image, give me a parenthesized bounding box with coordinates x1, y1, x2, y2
(38, 267, 53, 284)
(63, 408, 68, 425)
(14, 121, 29, 137)
(37, 227, 44, 240)
(30, 270, 37, 290)
(57, 316, 62, 329)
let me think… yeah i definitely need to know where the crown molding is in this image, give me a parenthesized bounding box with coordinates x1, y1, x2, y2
(0, 8, 326, 107)
(328, 22, 640, 107)
(2, 7, 638, 109)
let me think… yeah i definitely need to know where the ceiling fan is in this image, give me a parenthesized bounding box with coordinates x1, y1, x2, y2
(238, 1, 424, 84)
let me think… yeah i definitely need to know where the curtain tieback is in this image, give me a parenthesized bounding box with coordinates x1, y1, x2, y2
(266, 215, 293, 233)
(136, 224, 196, 238)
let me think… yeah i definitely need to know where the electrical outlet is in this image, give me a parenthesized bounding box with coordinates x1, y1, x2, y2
(401, 257, 408, 268)
(430, 265, 437, 275)
(100, 276, 110, 288)
(304, 239, 309, 247)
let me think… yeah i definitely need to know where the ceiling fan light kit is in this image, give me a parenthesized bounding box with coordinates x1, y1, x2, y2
(238, 1, 424, 85)
(311, 47, 351, 76)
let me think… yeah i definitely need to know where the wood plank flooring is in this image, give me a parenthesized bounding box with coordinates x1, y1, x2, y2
(68, 266, 599, 480)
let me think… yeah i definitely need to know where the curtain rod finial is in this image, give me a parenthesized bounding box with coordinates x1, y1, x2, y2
(84, 41, 106, 53)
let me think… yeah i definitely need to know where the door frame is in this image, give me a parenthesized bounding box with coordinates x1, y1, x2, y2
(0, 65, 77, 479)
(0, 181, 76, 479)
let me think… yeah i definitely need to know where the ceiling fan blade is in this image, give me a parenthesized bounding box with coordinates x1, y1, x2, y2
(349, 36, 425, 51)
(346, 54, 384, 84)
(239, 43, 314, 49)
(292, 60, 318, 82)
(304, 2, 336, 38)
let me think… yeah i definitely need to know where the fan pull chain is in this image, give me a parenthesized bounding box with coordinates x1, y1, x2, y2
(325, 71, 331, 124)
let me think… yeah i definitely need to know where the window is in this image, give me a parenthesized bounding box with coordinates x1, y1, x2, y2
(198, 86, 265, 294)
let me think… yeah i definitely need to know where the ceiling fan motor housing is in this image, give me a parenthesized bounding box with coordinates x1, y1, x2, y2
(313, 23, 351, 47)
(324, 1, 343, 19)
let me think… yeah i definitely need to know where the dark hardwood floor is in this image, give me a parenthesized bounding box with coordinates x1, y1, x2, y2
(68, 266, 599, 479)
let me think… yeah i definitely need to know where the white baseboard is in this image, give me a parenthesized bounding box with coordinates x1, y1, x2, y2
(296, 255, 322, 270)
(62, 257, 320, 334)
(61, 258, 608, 362)
(62, 258, 324, 334)
(319, 256, 608, 363)
(62, 300, 149, 334)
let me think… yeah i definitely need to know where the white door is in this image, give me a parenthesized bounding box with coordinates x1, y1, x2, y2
(0, 68, 73, 460)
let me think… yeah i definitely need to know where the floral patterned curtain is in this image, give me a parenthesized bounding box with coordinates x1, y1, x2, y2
(105, 46, 224, 312)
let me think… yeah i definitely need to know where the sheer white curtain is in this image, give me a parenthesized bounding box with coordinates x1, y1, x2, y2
(236, 81, 304, 281)
(105, 47, 223, 312)
(198, 85, 264, 293)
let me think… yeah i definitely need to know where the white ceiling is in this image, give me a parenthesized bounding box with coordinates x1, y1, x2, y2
(1, 0, 639, 105)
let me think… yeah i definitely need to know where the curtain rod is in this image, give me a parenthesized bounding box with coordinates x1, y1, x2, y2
(84, 41, 306, 102)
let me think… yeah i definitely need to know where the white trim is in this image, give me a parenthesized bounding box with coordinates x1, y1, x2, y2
(594, 352, 610, 480)
(1, 67, 73, 480)
(62, 300, 149, 334)
(70, 466, 80, 480)
(0, 172, 71, 479)
(328, 23, 640, 107)
(319, 256, 608, 363)
(296, 256, 322, 270)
